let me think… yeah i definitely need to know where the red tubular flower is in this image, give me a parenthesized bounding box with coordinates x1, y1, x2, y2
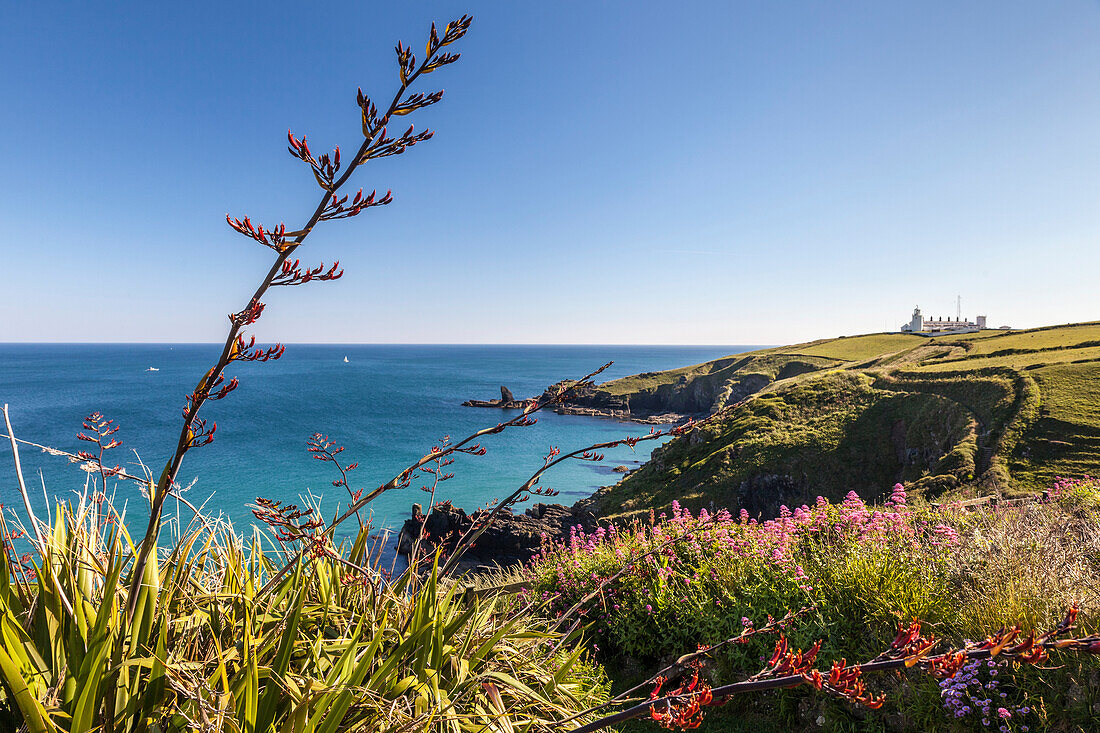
(271, 259, 344, 286)
(892, 620, 922, 650)
(767, 636, 788, 668)
(226, 214, 288, 251)
(928, 651, 968, 679)
(231, 336, 285, 363)
(647, 664, 715, 730)
(208, 377, 239, 400)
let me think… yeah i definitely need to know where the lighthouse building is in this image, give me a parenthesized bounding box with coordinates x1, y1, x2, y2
(901, 307, 986, 335)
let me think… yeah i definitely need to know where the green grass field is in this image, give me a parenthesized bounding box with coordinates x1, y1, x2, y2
(600, 372, 977, 519)
(596, 353, 842, 416)
(1033, 361, 1100, 423)
(599, 353, 844, 397)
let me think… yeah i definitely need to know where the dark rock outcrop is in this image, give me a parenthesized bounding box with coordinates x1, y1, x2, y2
(461, 385, 528, 409)
(463, 380, 692, 424)
(396, 500, 597, 571)
(733, 474, 807, 518)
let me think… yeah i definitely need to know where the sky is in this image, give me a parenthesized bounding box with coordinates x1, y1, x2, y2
(1, 1, 1098, 345)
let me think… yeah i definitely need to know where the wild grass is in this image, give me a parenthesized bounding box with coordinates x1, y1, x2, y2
(588, 320, 1100, 520)
(599, 358, 747, 397)
(1011, 363, 1100, 491)
(882, 369, 1041, 495)
(594, 323, 1100, 520)
(597, 354, 839, 417)
(945, 498, 1100, 634)
(1033, 362, 1100, 424)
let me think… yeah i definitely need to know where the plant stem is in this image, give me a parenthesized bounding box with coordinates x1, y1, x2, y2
(125, 49, 443, 621)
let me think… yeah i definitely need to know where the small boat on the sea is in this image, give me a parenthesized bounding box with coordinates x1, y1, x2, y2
(146, 367, 159, 372)
(344, 356, 349, 363)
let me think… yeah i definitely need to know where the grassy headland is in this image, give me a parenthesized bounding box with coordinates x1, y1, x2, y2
(582, 322, 1100, 519)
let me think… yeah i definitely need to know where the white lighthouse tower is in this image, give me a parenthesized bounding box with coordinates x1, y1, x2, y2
(902, 306, 924, 333)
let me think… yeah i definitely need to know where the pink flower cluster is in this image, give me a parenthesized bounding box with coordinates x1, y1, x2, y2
(526, 484, 957, 652)
(1049, 474, 1098, 500)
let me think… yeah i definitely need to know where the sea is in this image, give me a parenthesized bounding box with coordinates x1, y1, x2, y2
(0, 344, 756, 555)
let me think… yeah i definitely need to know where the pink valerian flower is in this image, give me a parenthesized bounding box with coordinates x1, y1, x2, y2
(1049, 474, 1100, 500)
(531, 484, 956, 644)
(887, 482, 907, 507)
(930, 523, 960, 547)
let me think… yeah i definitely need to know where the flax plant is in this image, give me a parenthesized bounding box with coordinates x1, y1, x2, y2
(0, 492, 610, 732)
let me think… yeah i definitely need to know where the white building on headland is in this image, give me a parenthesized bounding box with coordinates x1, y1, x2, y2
(901, 306, 986, 335)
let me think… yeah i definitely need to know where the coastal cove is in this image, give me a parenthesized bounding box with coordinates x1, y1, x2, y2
(0, 343, 753, 555)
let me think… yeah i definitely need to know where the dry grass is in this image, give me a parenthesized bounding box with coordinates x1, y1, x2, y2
(944, 502, 1100, 635)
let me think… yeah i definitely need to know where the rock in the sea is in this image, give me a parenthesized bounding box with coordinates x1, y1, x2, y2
(612, 465, 630, 473)
(395, 504, 426, 556)
(462, 387, 527, 409)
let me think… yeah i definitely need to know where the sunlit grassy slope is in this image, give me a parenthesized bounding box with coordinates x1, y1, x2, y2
(911, 345, 1100, 372)
(951, 321, 1100, 355)
(591, 322, 1100, 518)
(1012, 361, 1100, 488)
(594, 353, 842, 414)
(775, 333, 926, 362)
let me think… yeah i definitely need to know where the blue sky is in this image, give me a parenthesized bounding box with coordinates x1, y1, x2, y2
(2, 1, 1098, 344)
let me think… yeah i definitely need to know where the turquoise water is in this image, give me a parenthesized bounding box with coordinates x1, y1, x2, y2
(0, 344, 755, 548)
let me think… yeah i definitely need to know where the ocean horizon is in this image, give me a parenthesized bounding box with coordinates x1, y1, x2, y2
(1, 343, 758, 554)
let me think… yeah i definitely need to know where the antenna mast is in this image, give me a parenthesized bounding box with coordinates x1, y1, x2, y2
(957, 295, 961, 321)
